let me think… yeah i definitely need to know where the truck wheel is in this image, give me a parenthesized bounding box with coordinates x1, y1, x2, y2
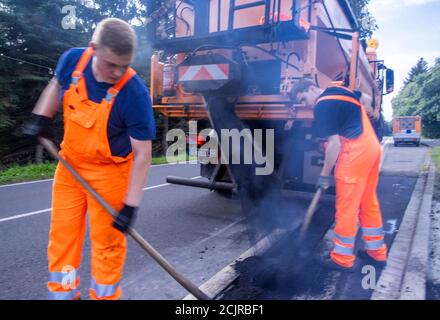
(415, 142, 420, 147)
(394, 141, 398, 147)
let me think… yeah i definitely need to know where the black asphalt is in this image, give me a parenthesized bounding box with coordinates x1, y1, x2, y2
(221, 144, 427, 300)
(0, 142, 428, 300)
(0, 162, 250, 300)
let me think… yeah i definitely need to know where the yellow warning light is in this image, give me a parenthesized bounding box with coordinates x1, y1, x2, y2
(367, 39, 379, 50)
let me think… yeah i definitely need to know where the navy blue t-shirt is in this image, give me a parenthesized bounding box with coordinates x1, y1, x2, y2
(313, 87, 363, 139)
(55, 47, 156, 157)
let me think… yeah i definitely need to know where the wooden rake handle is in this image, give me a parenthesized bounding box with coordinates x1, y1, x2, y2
(298, 187, 323, 242)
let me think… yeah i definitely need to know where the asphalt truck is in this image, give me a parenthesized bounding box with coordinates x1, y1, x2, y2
(146, 0, 394, 201)
(393, 116, 422, 147)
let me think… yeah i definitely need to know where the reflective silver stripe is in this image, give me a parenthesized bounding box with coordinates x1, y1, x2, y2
(365, 239, 384, 250)
(71, 76, 80, 85)
(48, 289, 78, 300)
(90, 278, 120, 298)
(49, 269, 78, 283)
(49, 271, 66, 283)
(333, 243, 354, 256)
(104, 92, 114, 102)
(333, 231, 356, 245)
(362, 227, 383, 236)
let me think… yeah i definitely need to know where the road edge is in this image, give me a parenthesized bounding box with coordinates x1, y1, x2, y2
(183, 228, 287, 300)
(399, 157, 435, 299)
(371, 154, 434, 300)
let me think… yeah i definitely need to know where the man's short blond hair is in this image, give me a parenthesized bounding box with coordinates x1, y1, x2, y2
(92, 18, 137, 56)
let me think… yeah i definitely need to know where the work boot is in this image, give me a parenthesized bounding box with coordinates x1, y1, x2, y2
(316, 256, 354, 273)
(358, 250, 387, 268)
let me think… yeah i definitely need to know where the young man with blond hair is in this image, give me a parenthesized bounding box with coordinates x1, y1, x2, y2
(23, 18, 156, 300)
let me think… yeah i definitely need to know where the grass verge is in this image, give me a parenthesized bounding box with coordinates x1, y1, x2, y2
(0, 162, 57, 185)
(0, 154, 196, 185)
(433, 147, 440, 201)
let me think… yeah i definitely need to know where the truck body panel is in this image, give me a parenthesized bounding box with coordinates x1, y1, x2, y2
(393, 116, 422, 146)
(147, 0, 393, 193)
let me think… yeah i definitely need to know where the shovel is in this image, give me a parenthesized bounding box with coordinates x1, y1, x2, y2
(290, 187, 324, 273)
(39, 137, 211, 300)
(252, 187, 325, 287)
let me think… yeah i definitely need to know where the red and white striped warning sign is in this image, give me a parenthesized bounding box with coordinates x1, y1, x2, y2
(178, 64, 229, 81)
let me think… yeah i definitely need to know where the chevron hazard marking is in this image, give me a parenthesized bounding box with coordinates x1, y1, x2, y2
(178, 64, 229, 81)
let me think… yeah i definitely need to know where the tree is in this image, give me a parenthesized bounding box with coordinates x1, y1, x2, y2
(0, 0, 153, 165)
(0, 0, 92, 165)
(393, 58, 440, 138)
(347, 0, 378, 40)
(404, 57, 429, 85)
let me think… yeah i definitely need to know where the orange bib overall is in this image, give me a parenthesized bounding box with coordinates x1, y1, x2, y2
(47, 48, 136, 300)
(317, 92, 387, 268)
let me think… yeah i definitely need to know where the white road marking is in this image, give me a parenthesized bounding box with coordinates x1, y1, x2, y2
(197, 217, 246, 246)
(0, 161, 198, 189)
(380, 136, 392, 170)
(147, 160, 198, 168)
(1, 138, 393, 223)
(384, 219, 398, 234)
(0, 208, 52, 223)
(142, 183, 170, 190)
(0, 176, 202, 224)
(0, 179, 54, 189)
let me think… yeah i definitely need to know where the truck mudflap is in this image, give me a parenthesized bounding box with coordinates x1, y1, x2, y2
(177, 53, 241, 94)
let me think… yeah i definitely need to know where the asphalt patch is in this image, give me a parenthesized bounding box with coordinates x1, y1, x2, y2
(219, 175, 417, 300)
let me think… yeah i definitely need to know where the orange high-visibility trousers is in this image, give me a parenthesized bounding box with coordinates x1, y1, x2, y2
(47, 47, 136, 300)
(317, 92, 387, 268)
(332, 149, 387, 267)
(48, 154, 131, 300)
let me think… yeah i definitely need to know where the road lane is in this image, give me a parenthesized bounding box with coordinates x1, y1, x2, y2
(0, 162, 200, 220)
(0, 161, 250, 299)
(0, 138, 403, 300)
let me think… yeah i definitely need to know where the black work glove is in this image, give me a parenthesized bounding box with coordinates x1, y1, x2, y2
(113, 204, 137, 233)
(316, 175, 331, 190)
(22, 113, 52, 141)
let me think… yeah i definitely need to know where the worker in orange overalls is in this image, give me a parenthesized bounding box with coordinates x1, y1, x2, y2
(23, 18, 156, 299)
(290, 79, 387, 271)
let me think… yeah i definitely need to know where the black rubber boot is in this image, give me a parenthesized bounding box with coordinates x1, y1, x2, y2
(358, 250, 387, 268)
(316, 256, 355, 273)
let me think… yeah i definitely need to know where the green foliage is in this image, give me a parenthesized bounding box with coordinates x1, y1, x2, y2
(347, 0, 378, 40)
(151, 154, 196, 165)
(0, 155, 189, 184)
(383, 121, 392, 136)
(433, 147, 440, 201)
(0, 0, 154, 164)
(393, 58, 440, 138)
(404, 58, 429, 85)
(0, 0, 90, 162)
(433, 147, 440, 169)
(0, 162, 57, 184)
